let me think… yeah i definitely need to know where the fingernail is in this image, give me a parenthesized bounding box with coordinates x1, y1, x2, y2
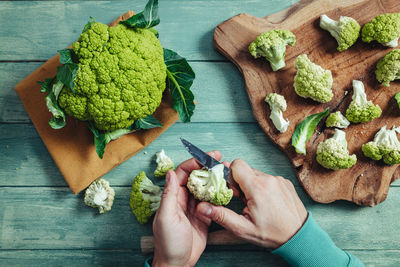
(199, 204, 212, 216)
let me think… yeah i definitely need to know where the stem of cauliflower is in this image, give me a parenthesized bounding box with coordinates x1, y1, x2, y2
(332, 128, 348, 149)
(384, 37, 399, 48)
(373, 126, 400, 148)
(352, 80, 368, 105)
(320, 14, 341, 41)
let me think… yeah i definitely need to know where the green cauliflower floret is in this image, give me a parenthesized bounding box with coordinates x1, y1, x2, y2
(265, 93, 289, 133)
(187, 164, 233, 206)
(326, 111, 350, 129)
(320, 14, 360, 51)
(362, 125, 400, 165)
(130, 171, 162, 224)
(294, 54, 333, 103)
(248, 30, 296, 71)
(58, 22, 167, 131)
(345, 80, 381, 123)
(361, 13, 400, 47)
(375, 49, 400, 87)
(154, 149, 175, 178)
(84, 178, 115, 214)
(316, 129, 357, 170)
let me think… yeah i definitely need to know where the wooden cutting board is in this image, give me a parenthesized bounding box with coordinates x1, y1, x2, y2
(214, 0, 400, 206)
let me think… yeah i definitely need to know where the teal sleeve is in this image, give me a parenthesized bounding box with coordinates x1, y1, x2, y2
(272, 213, 364, 267)
(144, 256, 153, 267)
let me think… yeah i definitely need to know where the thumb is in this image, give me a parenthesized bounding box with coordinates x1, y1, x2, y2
(158, 170, 179, 215)
(197, 202, 254, 238)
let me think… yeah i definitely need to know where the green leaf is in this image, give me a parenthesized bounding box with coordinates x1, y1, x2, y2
(82, 17, 96, 33)
(56, 63, 78, 93)
(37, 77, 56, 93)
(87, 122, 136, 159)
(395, 92, 400, 110)
(133, 115, 162, 130)
(291, 108, 329, 155)
(58, 49, 79, 64)
(43, 80, 66, 129)
(164, 48, 196, 122)
(120, 0, 160, 29)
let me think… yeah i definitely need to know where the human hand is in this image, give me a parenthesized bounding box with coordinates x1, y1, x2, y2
(197, 159, 307, 249)
(152, 151, 222, 267)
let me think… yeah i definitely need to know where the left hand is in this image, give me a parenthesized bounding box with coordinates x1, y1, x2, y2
(152, 151, 223, 267)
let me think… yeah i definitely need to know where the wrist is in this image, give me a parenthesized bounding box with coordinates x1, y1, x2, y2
(152, 255, 191, 267)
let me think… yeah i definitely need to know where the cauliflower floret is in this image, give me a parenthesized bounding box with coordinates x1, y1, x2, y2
(320, 14, 360, 51)
(326, 111, 350, 129)
(59, 22, 167, 131)
(362, 125, 400, 165)
(187, 164, 233, 206)
(361, 13, 400, 47)
(248, 30, 296, 71)
(345, 80, 381, 123)
(375, 49, 400, 87)
(154, 149, 175, 177)
(265, 93, 289, 133)
(316, 129, 357, 170)
(130, 172, 162, 224)
(84, 178, 115, 214)
(294, 54, 333, 103)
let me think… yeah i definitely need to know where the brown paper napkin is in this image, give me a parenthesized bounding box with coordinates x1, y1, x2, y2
(14, 11, 179, 194)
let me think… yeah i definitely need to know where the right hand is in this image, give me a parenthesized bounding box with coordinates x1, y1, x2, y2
(197, 159, 308, 249)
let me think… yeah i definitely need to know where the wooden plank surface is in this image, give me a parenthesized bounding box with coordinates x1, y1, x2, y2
(1, 0, 399, 266)
(214, 0, 400, 206)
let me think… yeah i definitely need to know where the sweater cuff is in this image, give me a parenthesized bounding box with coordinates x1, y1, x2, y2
(144, 256, 153, 267)
(272, 212, 351, 267)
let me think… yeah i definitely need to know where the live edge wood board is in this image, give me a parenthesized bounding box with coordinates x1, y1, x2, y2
(214, 0, 400, 206)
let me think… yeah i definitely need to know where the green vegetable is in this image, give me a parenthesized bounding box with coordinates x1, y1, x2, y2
(316, 129, 357, 170)
(326, 111, 350, 129)
(130, 171, 162, 224)
(291, 108, 329, 155)
(319, 14, 360, 52)
(361, 13, 400, 47)
(375, 49, 400, 87)
(38, 0, 196, 159)
(248, 30, 296, 71)
(38, 78, 66, 129)
(187, 164, 233, 206)
(362, 125, 400, 165)
(294, 54, 333, 103)
(345, 80, 381, 123)
(265, 93, 289, 133)
(395, 92, 400, 110)
(84, 178, 115, 214)
(154, 149, 175, 178)
(164, 48, 196, 123)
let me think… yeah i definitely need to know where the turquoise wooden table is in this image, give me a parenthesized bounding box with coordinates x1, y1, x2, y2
(1, 0, 400, 266)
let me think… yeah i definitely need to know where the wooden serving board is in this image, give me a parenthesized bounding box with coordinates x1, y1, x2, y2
(214, 0, 400, 206)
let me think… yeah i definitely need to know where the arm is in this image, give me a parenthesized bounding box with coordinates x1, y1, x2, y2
(196, 159, 364, 267)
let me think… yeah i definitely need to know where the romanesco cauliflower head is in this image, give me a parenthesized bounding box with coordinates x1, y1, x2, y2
(361, 13, 400, 47)
(248, 30, 296, 71)
(265, 93, 289, 133)
(294, 54, 333, 103)
(84, 178, 115, 214)
(326, 111, 350, 129)
(154, 149, 175, 177)
(316, 129, 357, 170)
(345, 80, 381, 123)
(375, 49, 400, 87)
(187, 164, 233, 206)
(130, 171, 162, 224)
(320, 14, 360, 51)
(362, 125, 400, 165)
(58, 22, 167, 131)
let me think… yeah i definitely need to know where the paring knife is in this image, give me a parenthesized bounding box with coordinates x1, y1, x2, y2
(180, 137, 242, 195)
